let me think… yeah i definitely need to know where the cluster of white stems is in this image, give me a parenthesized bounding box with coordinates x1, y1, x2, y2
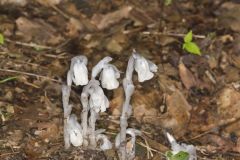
(62, 50, 157, 160)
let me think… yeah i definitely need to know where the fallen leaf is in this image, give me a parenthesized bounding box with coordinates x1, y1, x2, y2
(91, 6, 133, 30)
(178, 59, 197, 90)
(160, 90, 192, 138)
(37, 0, 62, 6)
(0, 0, 27, 6)
(16, 17, 63, 45)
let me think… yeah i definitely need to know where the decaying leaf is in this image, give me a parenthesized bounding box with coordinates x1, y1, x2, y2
(16, 17, 63, 45)
(0, 0, 27, 6)
(178, 59, 197, 90)
(91, 6, 133, 30)
(217, 87, 240, 136)
(160, 90, 192, 137)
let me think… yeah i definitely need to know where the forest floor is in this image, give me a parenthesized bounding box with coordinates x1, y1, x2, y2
(0, 0, 240, 159)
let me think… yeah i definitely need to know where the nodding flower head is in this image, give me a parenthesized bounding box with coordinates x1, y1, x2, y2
(67, 114, 83, 147)
(100, 64, 120, 90)
(67, 56, 88, 86)
(133, 53, 158, 82)
(88, 82, 109, 113)
(91, 56, 120, 90)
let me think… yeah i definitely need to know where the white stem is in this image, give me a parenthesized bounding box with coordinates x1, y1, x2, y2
(62, 85, 72, 149)
(81, 88, 90, 147)
(89, 109, 98, 148)
(119, 55, 135, 160)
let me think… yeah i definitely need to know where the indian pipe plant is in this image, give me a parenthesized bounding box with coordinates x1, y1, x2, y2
(61, 50, 194, 160)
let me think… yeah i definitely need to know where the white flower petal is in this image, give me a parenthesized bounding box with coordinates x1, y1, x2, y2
(96, 134, 112, 150)
(134, 56, 154, 82)
(91, 56, 112, 79)
(73, 62, 88, 86)
(133, 53, 157, 82)
(100, 65, 120, 90)
(89, 84, 109, 113)
(69, 56, 88, 86)
(67, 114, 83, 147)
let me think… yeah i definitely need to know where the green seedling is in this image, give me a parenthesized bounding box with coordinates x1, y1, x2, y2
(0, 76, 18, 84)
(183, 30, 201, 55)
(166, 151, 190, 160)
(0, 33, 4, 45)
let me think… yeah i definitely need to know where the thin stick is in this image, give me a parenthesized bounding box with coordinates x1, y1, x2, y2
(0, 152, 20, 157)
(5, 39, 52, 50)
(141, 31, 206, 39)
(0, 68, 61, 83)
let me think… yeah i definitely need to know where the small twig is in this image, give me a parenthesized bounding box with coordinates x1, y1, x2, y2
(0, 68, 61, 83)
(50, 5, 70, 19)
(0, 151, 20, 157)
(141, 31, 206, 39)
(137, 141, 165, 156)
(5, 39, 52, 50)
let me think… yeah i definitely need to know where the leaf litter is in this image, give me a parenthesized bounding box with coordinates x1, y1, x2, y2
(0, 0, 240, 159)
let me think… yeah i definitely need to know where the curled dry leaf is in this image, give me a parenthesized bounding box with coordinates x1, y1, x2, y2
(178, 59, 197, 90)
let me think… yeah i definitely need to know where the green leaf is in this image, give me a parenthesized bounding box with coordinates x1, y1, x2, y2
(0, 33, 4, 45)
(166, 151, 190, 160)
(184, 30, 192, 43)
(165, 0, 173, 6)
(183, 42, 201, 55)
(0, 76, 18, 84)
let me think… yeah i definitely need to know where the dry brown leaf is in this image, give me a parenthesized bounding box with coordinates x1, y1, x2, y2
(35, 122, 59, 140)
(160, 90, 192, 138)
(0, 0, 27, 6)
(178, 59, 197, 90)
(37, 0, 61, 6)
(91, 6, 133, 30)
(16, 17, 63, 45)
(66, 18, 84, 37)
(133, 90, 160, 124)
(106, 33, 127, 53)
(217, 87, 240, 136)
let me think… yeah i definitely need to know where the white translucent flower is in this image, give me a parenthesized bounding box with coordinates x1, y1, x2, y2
(100, 64, 120, 90)
(88, 84, 109, 113)
(67, 56, 88, 86)
(133, 53, 157, 82)
(91, 56, 112, 79)
(96, 134, 112, 150)
(166, 132, 197, 160)
(67, 114, 83, 147)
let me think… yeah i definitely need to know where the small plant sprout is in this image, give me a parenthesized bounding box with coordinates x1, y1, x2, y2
(183, 30, 201, 55)
(166, 132, 197, 160)
(0, 33, 4, 45)
(67, 56, 88, 86)
(117, 50, 158, 160)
